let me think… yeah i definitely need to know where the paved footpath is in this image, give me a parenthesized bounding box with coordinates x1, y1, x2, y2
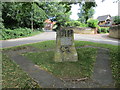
(1, 31, 120, 48)
(4, 46, 115, 88)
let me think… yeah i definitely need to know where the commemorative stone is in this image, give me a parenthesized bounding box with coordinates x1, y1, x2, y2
(54, 27, 78, 62)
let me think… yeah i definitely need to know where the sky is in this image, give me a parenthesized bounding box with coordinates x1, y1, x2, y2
(70, 0, 118, 20)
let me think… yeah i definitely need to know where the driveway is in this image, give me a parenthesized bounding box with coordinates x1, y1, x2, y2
(1, 31, 120, 48)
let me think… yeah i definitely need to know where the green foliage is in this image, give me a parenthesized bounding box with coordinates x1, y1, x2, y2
(1, 28, 33, 40)
(2, 2, 71, 29)
(65, 21, 81, 27)
(113, 16, 120, 25)
(87, 18, 99, 28)
(65, 20, 88, 27)
(98, 27, 109, 33)
(36, 2, 72, 28)
(78, 2, 96, 23)
(33, 3, 47, 29)
(2, 2, 32, 29)
(2, 2, 47, 29)
(0, 2, 4, 29)
(80, 23, 88, 27)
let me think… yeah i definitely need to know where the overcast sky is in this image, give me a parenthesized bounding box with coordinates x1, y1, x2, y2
(70, 0, 118, 20)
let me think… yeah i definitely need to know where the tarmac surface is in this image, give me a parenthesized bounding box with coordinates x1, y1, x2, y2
(1, 31, 120, 48)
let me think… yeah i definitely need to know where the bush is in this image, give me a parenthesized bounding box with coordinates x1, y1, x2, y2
(65, 20, 88, 27)
(1, 28, 32, 40)
(113, 16, 120, 25)
(87, 18, 99, 28)
(98, 27, 109, 33)
(80, 23, 88, 27)
(65, 21, 81, 27)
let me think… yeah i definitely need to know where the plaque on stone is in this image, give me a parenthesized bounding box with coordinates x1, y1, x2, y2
(54, 27, 78, 62)
(61, 37, 72, 45)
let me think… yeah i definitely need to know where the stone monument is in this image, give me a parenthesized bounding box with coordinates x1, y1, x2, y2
(54, 27, 78, 62)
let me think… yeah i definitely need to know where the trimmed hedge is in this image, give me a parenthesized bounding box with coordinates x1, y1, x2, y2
(1, 28, 32, 40)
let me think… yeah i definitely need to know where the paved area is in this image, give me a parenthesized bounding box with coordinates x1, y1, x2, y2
(75, 33, 120, 45)
(3, 46, 115, 88)
(1, 31, 120, 48)
(92, 48, 114, 87)
(4, 47, 66, 88)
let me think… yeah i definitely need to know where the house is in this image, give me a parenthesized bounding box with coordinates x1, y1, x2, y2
(97, 15, 113, 27)
(44, 19, 56, 30)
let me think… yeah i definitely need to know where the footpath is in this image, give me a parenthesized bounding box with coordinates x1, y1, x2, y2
(3, 46, 115, 88)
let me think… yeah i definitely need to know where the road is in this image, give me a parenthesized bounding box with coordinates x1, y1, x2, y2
(1, 31, 120, 48)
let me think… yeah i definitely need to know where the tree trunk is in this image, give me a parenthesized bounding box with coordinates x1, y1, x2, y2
(94, 27, 98, 34)
(31, 2, 34, 31)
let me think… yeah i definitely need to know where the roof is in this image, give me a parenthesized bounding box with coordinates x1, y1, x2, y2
(97, 15, 111, 21)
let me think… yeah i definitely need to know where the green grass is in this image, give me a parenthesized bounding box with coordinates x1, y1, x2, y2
(75, 41, 120, 88)
(2, 40, 120, 88)
(2, 54, 40, 88)
(23, 40, 119, 88)
(23, 47, 97, 79)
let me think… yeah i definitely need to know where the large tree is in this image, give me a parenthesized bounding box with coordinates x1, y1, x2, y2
(2, 2, 72, 29)
(35, 2, 72, 28)
(77, 1, 97, 23)
(2, 2, 32, 29)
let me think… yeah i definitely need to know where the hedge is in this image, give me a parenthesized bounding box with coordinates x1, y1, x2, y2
(1, 28, 32, 40)
(98, 27, 109, 33)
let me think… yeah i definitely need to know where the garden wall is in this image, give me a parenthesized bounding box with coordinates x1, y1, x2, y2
(68, 27, 95, 34)
(109, 25, 120, 39)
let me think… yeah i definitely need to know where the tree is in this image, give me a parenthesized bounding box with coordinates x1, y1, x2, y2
(36, 2, 72, 28)
(2, 2, 32, 29)
(77, 1, 97, 23)
(2, 2, 47, 29)
(32, 2, 47, 29)
(113, 16, 120, 25)
(0, 2, 4, 29)
(87, 18, 99, 28)
(2, 2, 72, 29)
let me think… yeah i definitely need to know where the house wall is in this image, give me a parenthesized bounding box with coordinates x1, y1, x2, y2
(99, 21, 106, 25)
(109, 25, 120, 39)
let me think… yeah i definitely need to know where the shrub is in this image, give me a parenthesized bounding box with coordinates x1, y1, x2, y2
(65, 20, 88, 27)
(98, 27, 109, 33)
(113, 16, 120, 25)
(1, 28, 32, 40)
(65, 21, 81, 27)
(80, 23, 88, 27)
(87, 18, 99, 28)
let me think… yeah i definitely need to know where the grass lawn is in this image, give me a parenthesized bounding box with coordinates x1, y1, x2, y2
(2, 40, 120, 88)
(2, 54, 40, 88)
(25, 40, 120, 88)
(23, 48, 97, 79)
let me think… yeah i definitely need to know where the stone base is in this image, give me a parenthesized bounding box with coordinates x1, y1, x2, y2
(54, 28, 78, 62)
(54, 45, 78, 62)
